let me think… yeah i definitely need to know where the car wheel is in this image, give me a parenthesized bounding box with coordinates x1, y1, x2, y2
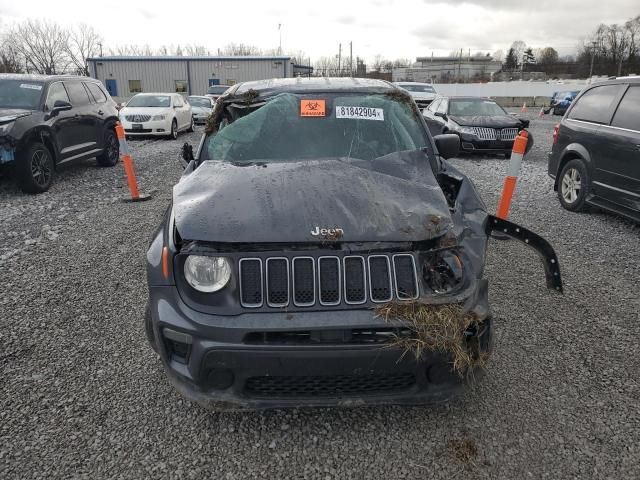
(144, 302, 158, 354)
(552, 107, 560, 116)
(168, 119, 178, 140)
(187, 116, 195, 132)
(16, 142, 54, 194)
(558, 159, 589, 212)
(96, 127, 119, 167)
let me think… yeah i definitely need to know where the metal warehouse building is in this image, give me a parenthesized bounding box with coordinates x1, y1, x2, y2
(87, 56, 310, 100)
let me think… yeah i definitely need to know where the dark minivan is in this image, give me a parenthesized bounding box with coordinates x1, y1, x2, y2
(0, 74, 120, 193)
(548, 76, 640, 222)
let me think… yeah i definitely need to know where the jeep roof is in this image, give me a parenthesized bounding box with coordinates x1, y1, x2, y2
(229, 77, 397, 97)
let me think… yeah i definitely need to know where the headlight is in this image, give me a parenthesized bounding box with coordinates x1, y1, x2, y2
(151, 114, 166, 121)
(422, 250, 464, 294)
(458, 127, 476, 135)
(0, 121, 15, 135)
(184, 256, 231, 292)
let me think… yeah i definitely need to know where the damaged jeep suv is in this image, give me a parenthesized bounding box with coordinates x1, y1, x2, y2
(146, 78, 563, 409)
(0, 74, 119, 193)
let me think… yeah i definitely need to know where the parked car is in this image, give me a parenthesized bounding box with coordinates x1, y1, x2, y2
(145, 78, 562, 410)
(548, 76, 639, 222)
(545, 90, 580, 116)
(204, 85, 232, 103)
(187, 95, 214, 125)
(0, 74, 120, 193)
(393, 82, 437, 108)
(118, 93, 193, 139)
(423, 96, 529, 158)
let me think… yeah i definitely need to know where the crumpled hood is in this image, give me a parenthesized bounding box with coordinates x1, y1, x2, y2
(449, 114, 522, 128)
(173, 151, 454, 243)
(0, 108, 32, 123)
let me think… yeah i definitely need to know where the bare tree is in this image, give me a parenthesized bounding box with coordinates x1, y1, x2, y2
(537, 47, 559, 65)
(509, 40, 527, 67)
(0, 37, 22, 73)
(222, 43, 262, 56)
(65, 23, 102, 75)
(184, 44, 208, 56)
(8, 19, 70, 74)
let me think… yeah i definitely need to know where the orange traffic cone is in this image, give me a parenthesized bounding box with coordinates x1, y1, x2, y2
(520, 102, 527, 113)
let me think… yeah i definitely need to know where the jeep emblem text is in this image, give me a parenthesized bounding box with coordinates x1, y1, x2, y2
(311, 226, 344, 238)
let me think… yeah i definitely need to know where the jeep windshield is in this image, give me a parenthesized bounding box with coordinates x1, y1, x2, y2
(0, 79, 44, 110)
(202, 92, 430, 162)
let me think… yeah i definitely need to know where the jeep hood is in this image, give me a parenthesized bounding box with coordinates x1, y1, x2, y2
(172, 150, 454, 243)
(449, 114, 523, 128)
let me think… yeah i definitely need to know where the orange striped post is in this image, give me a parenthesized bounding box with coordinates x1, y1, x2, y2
(496, 130, 529, 219)
(115, 122, 151, 202)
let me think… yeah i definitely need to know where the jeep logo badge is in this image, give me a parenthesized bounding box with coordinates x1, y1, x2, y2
(311, 226, 344, 239)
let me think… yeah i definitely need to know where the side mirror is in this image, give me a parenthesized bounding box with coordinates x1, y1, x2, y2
(434, 111, 447, 120)
(433, 134, 460, 160)
(181, 142, 194, 168)
(50, 100, 72, 116)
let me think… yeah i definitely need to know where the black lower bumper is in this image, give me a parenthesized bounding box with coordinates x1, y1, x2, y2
(149, 285, 491, 410)
(460, 139, 514, 155)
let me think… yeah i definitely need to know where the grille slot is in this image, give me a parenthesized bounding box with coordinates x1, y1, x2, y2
(266, 258, 289, 307)
(318, 256, 341, 305)
(498, 127, 519, 141)
(292, 257, 315, 306)
(393, 254, 419, 300)
(239, 258, 263, 307)
(472, 127, 497, 140)
(124, 114, 151, 122)
(343, 256, 366, 304)
(368, 255, 393, 302)
(244, 373, 416, 398)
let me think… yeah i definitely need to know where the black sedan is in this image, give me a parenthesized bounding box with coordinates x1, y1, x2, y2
(423, 96, 529, 157)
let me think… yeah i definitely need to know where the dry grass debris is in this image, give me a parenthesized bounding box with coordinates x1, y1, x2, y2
(374, 302, 488, 374)
(448, 437, 479, 464)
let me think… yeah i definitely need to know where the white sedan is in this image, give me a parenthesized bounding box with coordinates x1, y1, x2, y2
(187, 95, 214, 125)
(119, 93, 193, 139)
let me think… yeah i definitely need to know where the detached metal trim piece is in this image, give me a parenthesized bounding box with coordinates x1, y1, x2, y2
(486, 215, 563, 293)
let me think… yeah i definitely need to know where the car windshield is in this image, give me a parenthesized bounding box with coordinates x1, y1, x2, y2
(207, 86, 229, 95)
(400, 84, 435, 93)
(448, 99, 506, 116)
(202, 92, 429, 163)
(188, 97, 211, 108)
(0, 79, 44, 109)
(126, 95, 171, 107)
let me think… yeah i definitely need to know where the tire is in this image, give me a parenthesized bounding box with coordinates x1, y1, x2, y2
(16, 142, 54, 194)
(144, 303, 159, 354)
(187, 116, 195, 132)
(96, 127, 119, 167)
(558, 158, 590, 212)
(552, 107, 560, 116)
(168, 119, 178, 140)
(504, 152, 511, 159)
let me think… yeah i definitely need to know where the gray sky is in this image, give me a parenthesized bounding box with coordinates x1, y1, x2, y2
(1, 0, 638, 61)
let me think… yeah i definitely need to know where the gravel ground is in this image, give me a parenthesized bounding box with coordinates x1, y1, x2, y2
(1, 115, 639, 480)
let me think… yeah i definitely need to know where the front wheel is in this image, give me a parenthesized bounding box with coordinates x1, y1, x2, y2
(558, 159, 590, 212)
(16, 142, 54, 194)
(96, 128, 119, 167)
(187, 116, 194, 132)
(168, 119, 178, 140)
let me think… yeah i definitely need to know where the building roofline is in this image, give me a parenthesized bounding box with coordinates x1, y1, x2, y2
(87, 56, 292, 62)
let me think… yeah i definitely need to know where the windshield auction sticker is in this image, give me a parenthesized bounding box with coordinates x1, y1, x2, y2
(20, 84, 43, 90)
(336, 106, 384, 121)
(300, 99, 326, 117)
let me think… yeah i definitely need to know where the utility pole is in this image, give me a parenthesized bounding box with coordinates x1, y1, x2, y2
(338, 43, 342, 76)
(278, 24, 282, 55)
(350, 41, 353, 77)
(98, 42, 103, 57)
(589, 41, 597, 79)
(459, 48, 463, 82)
